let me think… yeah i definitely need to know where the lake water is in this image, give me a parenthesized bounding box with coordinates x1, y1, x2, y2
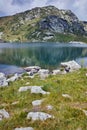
(0, 42, 87, 75)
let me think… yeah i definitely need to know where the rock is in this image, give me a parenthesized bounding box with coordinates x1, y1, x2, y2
(18, 86, 31, 92)
(7, 73, 19, 82)
(18, 86, 50, 95)
(14, 127, 34, 130)
(31, 86, 50, 95)
(52, 69, 61, 75)
(0, 73, 8, 87)
(0, 109, 10, 120)
(32, 99, 44, 106)
(52, 69, 66, 75)
(26, 82, 30, 85)
(24, 66, 41, 72)
(12, 101, 19, 105)
(46, 105, 53, 110)
(62, 94, 72, 99)
(76, 127, 82, 130)
(82, 110, 87, 116)
(38, 69, 49, 79)
(61, 60, 81, 72)
(86, 73, 87, 76)
(27, 112, 54, 121)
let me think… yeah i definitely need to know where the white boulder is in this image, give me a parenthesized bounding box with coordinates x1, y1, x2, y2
(46, 105, 53, 110)
(27, 112, 54, 121)
(0, 73, 8, 87)
(52, 69, 61, 75)
(18, 86, 31, 92)
(38, 69, 49, 79)
(31, 86, 50, 95)
(14, 127, 34, 130)
(61, 60, 81, 72)
(32, 99, 44, 106)
(0, 109, 10, 121)
(7, 73, 19, 82)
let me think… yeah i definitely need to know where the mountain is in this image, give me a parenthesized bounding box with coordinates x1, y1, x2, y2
(0, 6, 87, 43)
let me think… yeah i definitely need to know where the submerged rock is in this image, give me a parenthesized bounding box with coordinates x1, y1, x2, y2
(0, 73, 8, 87)
(14, 127, 34, 130)
(27, 112, 54, 121)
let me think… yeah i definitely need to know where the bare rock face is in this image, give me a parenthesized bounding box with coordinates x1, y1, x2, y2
(39, 15, 85, 35)
(27, 112, 54, 121)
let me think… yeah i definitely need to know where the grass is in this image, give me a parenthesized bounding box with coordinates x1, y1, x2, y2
(0, 68, 87, 130)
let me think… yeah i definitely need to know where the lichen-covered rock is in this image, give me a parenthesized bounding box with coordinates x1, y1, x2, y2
(27, 112, 54, 121)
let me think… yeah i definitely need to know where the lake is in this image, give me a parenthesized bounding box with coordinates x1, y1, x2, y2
(0, 42, 87, 75)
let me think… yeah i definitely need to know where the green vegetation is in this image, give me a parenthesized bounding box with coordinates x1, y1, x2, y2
(0, 6, 87, 43)
(0, 68, 87, 130)
(47, 33, 87, 43)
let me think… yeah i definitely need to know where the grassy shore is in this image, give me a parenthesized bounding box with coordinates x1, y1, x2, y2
(0, 68, 87, 130)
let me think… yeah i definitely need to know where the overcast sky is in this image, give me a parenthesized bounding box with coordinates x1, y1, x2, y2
(0, 0, 87, 21)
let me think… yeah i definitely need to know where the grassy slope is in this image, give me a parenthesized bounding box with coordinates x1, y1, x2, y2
(0, 68, 87, 130)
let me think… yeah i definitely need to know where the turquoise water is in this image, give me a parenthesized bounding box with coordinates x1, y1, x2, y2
(0, 42, 87, 74)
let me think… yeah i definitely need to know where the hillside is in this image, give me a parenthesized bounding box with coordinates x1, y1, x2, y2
(0, 6, 87, 42)
(0, 68, 87, 130)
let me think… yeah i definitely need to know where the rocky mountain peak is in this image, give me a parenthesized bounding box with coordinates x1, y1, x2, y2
(0, 6, 87, 42)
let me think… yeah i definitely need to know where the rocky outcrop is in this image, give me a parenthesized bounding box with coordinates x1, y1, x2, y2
(39, 15, 85, 35)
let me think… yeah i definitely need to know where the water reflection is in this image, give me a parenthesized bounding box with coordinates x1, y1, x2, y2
(0, 43, 87, 71)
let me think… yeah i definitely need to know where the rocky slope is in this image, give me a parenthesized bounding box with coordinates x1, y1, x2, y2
(0, 6, 87, 42)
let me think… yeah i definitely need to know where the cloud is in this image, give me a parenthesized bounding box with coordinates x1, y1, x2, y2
(0, 0, 87, 21)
